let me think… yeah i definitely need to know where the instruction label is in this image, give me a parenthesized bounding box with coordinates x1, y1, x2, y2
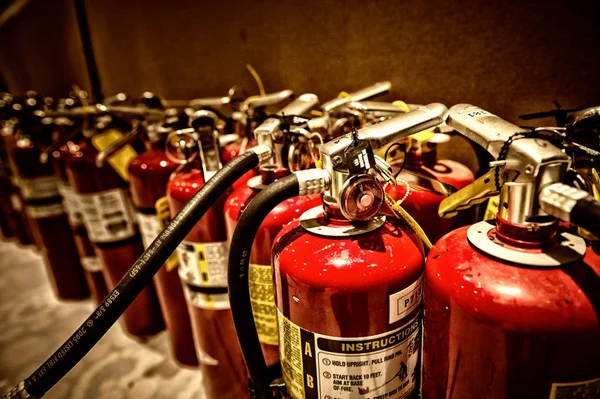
(389, 275, 424, 324)
(278, 310, 421, 399)
(57, 182, 83, 226)
(17, 176, 59, 200)
(177, 240, 229, 309)
(25, 202, 65, 219)
(78, 188, 137, 243)
(249, 264, 278, 345)
(549, 377, 600, 399)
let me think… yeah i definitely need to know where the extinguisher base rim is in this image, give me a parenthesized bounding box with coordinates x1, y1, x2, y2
(467, 221, 585, 267)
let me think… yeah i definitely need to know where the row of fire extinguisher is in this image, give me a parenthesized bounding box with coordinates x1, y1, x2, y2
(0, 82, 599, 399)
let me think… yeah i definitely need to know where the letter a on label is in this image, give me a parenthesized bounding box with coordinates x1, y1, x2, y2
(305, 342, 313, 357)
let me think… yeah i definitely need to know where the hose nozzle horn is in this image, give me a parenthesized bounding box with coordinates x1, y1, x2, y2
(322, 81, 392, 113)
(320, 103, 449, 214)
(443, 104, 571, 225)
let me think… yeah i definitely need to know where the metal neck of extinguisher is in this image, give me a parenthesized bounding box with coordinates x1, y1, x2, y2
(254, 93, 320, 171)
(190, 109, 223, 179)
(445, 104, 600, 237)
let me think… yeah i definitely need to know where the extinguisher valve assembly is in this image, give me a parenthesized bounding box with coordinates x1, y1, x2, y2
(440, 104, 600, 265)
(228, 103, 448, 399)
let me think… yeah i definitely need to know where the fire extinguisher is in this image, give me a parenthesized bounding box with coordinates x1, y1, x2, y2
(227, 104, 449, 399)
(423, 104, 600, 399)
(10, 93, 90, 299)
(167, 109, 250, 398)
(62, 98, 165, 338)
(224, 93, 325, 366)
(1, 94, 36, 246)
(120, 92, 198, 366)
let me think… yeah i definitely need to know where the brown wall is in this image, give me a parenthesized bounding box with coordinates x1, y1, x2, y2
(0, 0, 91, 97)
(82, 0, 600, 126)
(1, 0, 599, 171)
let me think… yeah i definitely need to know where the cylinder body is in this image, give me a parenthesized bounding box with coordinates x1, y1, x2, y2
(272, 215, 425, 399)
(423, 225, 600, 399)
(167, 168, 247, 398)
(54, 144, 108, 304)
(129, 146, 198, 366)
(224, 180, 322, 365)
(11, 136, 89, 299)
(66, 138, 164, 338)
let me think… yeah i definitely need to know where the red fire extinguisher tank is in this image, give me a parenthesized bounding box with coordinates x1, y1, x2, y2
(272, 213, 425, 399)
(66, 137, 164, 338)
(224, 175, 322, 365)
(129, 141, 199, 367)
(53, 144, 108, 305)
(11, 128, 90, 299)
(167, 167, 247, 398)
(385, 138, 474, 244)
(423, 221, 600, 399)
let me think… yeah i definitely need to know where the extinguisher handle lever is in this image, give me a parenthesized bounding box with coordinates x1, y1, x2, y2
(244, 89, 294, 110)
(322, 81, 392, 113)
(95, 124, 141, 167)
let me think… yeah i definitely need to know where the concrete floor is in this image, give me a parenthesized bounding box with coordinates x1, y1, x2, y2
(0, 239, 203, 398)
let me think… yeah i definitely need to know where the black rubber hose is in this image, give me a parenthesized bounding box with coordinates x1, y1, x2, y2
(10, 151, 260, 399)
(228, 173, 300, 399)
(570, 195, 600, 237)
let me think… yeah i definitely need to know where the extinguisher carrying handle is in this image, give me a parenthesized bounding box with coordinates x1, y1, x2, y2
(321, 81, 392, 113)
(228, 169, 330, 399)
(540, 182, 600, 237)
(5, 146, 272, 399)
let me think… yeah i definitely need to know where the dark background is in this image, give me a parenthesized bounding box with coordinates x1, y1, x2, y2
(0, 0, 599, 170)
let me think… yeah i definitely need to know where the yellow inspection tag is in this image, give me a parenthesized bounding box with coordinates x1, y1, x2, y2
(91, 129, 138, 181)
(155, 196, 180, 271)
